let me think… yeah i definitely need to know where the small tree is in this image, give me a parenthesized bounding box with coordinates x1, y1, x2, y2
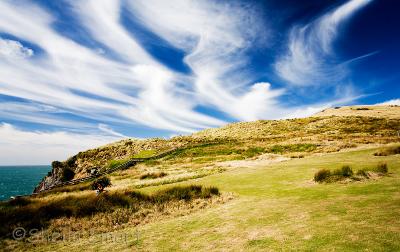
(91, 177, 111, 194)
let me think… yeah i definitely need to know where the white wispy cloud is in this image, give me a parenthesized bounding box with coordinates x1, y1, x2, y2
(0, 0, 373, 164)
(0, 38, 33, 59)
(98, 123, 127, 138)
(126, 0, 285, 121)
(0, 0, 224, 134)
(0, 123, 121, 165)
(275, 0, 373, 86)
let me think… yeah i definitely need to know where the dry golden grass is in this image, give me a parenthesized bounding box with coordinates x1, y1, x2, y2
(313, 105, 400, 119)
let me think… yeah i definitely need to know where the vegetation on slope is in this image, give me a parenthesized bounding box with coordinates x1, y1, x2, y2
(314, 163, 389, 183)
(0, 185, 220, 239)
(5, 146, 399, 251)
(36, 109, 400, 192)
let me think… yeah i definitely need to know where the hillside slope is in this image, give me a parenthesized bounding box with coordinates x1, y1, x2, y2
(34, 105, 400, 192)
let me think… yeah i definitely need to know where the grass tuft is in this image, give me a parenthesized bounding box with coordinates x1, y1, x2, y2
(0, 184, 219, 238)
(314, 169, 331, 182)
(333, 165, 353, 177)
(374, 163, 388, 174)
(356, 169, 369, 178)
(139, 172, 168, 180)
(315, 163, 389, 183)
(374, 146, 400, 156)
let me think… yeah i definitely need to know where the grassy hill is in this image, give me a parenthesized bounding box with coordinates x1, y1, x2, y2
(1, 105, 400, 251)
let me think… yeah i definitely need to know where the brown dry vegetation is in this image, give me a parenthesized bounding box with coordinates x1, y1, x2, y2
(0, 185, 221, 239)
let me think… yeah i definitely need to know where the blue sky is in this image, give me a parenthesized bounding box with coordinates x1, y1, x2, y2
(0, 0, 399, 165)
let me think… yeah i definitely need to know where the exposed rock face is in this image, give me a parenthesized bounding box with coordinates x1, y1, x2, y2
(33, 158, 76, 193)
(33, 138, 190, 193)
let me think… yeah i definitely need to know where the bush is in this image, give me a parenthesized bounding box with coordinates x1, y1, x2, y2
(51, 161, 63, 168)
(140, 172, 167, 180)
(374, 163, 388, 174)
(314, 169, 331, 182)
(62, 168, 75, 182)
(91, 177, 111, 192)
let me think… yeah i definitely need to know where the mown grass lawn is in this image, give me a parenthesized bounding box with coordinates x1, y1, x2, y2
(18, 147, 400, 251)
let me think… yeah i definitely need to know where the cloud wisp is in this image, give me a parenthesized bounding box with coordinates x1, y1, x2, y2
(0, 0, 378, 164)
(275, 0, 373, 86)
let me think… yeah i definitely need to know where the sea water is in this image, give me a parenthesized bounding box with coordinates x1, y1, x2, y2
(0, 165, 51, 201)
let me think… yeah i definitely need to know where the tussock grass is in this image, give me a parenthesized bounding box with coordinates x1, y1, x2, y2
(314, 169, 331, 182)
(374, 163, 388, 174)
(315, 163, 389, 183)
(374, 146, 400, 156)
(139, 172, 167, 180)
(333, 165, 353, 177)
(0, 185, 219, 238)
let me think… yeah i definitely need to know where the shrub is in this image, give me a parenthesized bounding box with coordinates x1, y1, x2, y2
(356, 107, 370, 110)
(62, 168, 75, 182)
(51, 161, 63, 168)
(374, 163, 388, 174)
(140, 172, 168, 180)
(66, 156, 77, 167)
(314, 169, 331, 182)
(91, 176, 111, 192)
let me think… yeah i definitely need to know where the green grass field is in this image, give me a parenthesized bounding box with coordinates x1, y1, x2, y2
(14, 146, 399, 251)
